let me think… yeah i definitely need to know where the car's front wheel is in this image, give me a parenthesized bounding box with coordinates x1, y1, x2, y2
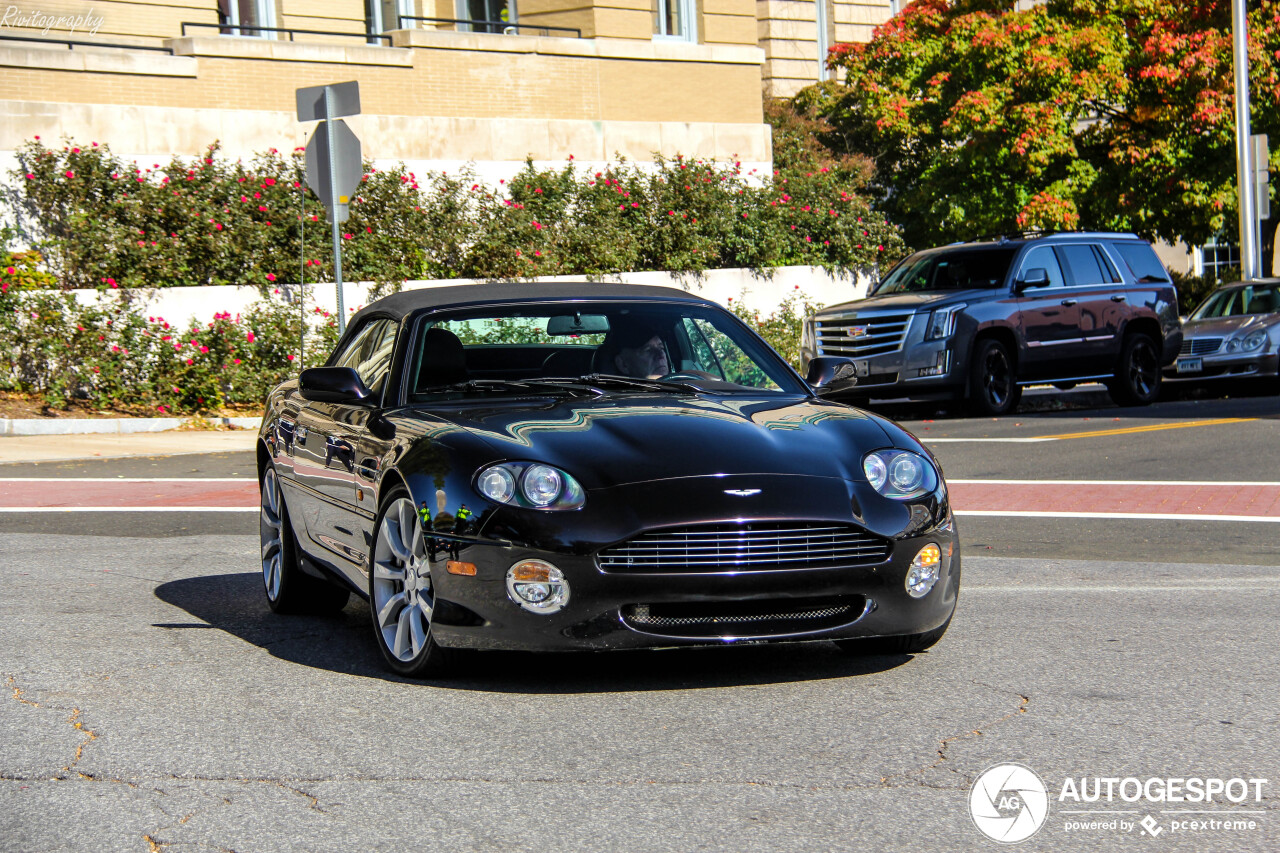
(1107, 332, 1161, 406)
(260, 463, 351, 614)
(968, 338, 1021, 416)
(369, 488, 455, 678)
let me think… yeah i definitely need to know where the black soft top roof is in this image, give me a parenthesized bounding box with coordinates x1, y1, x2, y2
(349, 281, 713, 327)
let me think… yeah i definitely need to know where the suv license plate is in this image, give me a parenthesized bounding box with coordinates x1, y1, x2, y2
(1176, 357, 1202, 373)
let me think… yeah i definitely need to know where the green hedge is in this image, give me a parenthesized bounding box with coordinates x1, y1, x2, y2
(4, 138, 906, 293)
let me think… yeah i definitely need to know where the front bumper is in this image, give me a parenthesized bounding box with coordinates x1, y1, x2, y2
(1162, 350, 1279, 383)
(425, 523, 959, 652)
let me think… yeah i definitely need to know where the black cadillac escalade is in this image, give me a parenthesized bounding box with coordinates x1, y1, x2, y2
(800, 233, 1183, 414)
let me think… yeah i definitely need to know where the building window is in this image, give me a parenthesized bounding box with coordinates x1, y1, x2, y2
(368, 0, 413, 34)
(653, 0, 695, 41)
(1197, 236, 1239, 281)
(218, 0, 276, 37)
(457, 0, 514, 33)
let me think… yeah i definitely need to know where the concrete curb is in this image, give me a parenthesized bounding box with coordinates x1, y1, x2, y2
(0, 417, 263, 436)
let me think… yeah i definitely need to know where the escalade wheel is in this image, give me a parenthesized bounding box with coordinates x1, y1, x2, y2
(1107, 333, 1161, 406)
(968, 339, 1021, 416)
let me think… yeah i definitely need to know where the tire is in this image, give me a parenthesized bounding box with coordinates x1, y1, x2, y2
(834, 614, 953, 656)
(368, 486, 456, 678)
(1107, 332, 1161, 407)
(967, 338, 1022, 416)
(259, 463, 351, 615)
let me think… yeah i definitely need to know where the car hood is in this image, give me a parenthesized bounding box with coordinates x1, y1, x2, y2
(818, 290, 987, 316)
(1183, 314, 1278, 336)
(421, 394, 894, 488)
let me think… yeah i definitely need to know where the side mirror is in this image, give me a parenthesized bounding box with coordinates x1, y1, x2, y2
(806, 356, 860, 394)
(299, 367, 377, 406)
(1015, 267, 1049, 290)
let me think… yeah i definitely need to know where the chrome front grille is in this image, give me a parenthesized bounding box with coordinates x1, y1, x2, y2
(621, 596, 867, 638)
(597, 522, 890, 573)
(1180, 337, 1223, 356)
(816, 313, 914, 358)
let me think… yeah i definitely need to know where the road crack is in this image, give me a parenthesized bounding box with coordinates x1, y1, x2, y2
(879, 681, 1031, 789)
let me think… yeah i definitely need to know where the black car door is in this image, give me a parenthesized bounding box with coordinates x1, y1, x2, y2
(1057, 243, 1127, 375)
(292, 317, 399, 580)
(1014, 245, 1080, 379)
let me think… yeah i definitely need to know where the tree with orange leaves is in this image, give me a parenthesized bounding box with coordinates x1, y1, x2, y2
(815, 0, 1280, 261)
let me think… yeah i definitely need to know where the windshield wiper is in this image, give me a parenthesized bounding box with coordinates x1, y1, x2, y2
(576, 373, 703, 393)
(426, 379, 596, 397)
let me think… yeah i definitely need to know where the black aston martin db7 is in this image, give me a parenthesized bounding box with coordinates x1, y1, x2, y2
(257, 282, 959, 677)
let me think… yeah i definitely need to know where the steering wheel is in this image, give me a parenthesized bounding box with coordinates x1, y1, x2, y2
(660, 371, 717, 381)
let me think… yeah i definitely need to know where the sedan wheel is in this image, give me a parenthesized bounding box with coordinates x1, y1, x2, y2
(260, 463, 351, 614)
(968, 339, 1021, 416)
(1107, 333, 1161, 406)
(370, 491, 454, 677)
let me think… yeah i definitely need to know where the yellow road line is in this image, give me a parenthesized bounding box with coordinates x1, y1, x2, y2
(1037, 418, 1257, 441)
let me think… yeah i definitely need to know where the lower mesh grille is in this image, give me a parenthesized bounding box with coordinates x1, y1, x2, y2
(621, 596, 867, 638)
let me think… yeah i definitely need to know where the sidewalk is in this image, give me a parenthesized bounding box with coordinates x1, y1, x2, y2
(0, 427, 259, 464)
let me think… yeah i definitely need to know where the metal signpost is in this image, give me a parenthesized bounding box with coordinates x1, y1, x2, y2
(1232, 0, 1261, 280)
(298, 81, 362, 333)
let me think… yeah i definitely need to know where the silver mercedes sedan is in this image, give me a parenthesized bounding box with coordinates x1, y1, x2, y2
(1164, 280, 1280, 391)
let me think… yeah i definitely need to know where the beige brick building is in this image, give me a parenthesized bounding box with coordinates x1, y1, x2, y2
(0, 0, 895, 180)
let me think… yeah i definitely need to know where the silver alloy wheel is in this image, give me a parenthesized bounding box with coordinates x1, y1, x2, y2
(372, 497, 433, 662)
(260, 467, 284, 601)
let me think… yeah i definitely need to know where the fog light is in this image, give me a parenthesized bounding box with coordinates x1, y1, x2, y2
(905, 543, 941, 598)
(506, 559, 570, 614)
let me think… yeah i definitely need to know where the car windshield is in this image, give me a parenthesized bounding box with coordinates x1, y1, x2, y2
(872, 247, 1018, 295)
(1191, 284, 1280, 319)
(406, 300, 807, 402)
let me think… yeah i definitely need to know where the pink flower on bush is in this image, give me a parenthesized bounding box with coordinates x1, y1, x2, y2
(343, 233, 352, 240)
(286, 353, 296, 361)
(4, 266, 13, 275)
(532, 221, 542, 230)
(186, 359, 194, 365)
(24, 173, 33, 180)
(258, 205, 268, 212)
(214, 223, 222, 231)
(65, 171, 74, 179)
(265, 273, 276, 282)
(263, 178, 276, 186)
(234, 358, 241, 365)
(246, 332, 256, 343)
(366, 227, 372, 234)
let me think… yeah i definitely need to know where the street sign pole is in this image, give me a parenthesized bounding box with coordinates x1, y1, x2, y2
(1232, 0, 1259, 280)
(324, 88, 347, 334)
(298, 81, 361, 335)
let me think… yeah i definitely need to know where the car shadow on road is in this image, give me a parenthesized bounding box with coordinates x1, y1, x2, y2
(155, 571, 917, 693)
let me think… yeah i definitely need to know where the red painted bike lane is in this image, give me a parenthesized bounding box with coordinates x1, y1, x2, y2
(2, 478, 1279, 520)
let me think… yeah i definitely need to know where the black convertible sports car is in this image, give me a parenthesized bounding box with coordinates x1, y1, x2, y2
(257, 282, 960, 677)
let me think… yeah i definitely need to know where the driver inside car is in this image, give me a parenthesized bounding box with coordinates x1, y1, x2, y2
(611, 324, 671, 378)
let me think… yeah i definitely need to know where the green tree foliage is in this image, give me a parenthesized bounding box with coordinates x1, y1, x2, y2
(818, 0, 1280, 254)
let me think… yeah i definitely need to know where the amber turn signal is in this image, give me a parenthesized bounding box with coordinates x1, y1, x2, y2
(446, 561, 477, 576)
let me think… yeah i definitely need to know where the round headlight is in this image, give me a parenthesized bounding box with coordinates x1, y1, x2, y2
(1231, 330, 1267, 352)
(863, 449, 937, 500)
(506, 559, 570, 614)
(888, 453, 925, 492)
(478, 465, 516, 503)
(863, 453, 888, 491)
(522, 464, 563, 507)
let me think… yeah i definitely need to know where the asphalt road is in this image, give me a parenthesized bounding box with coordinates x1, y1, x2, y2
(1, 390, 1278, 851)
